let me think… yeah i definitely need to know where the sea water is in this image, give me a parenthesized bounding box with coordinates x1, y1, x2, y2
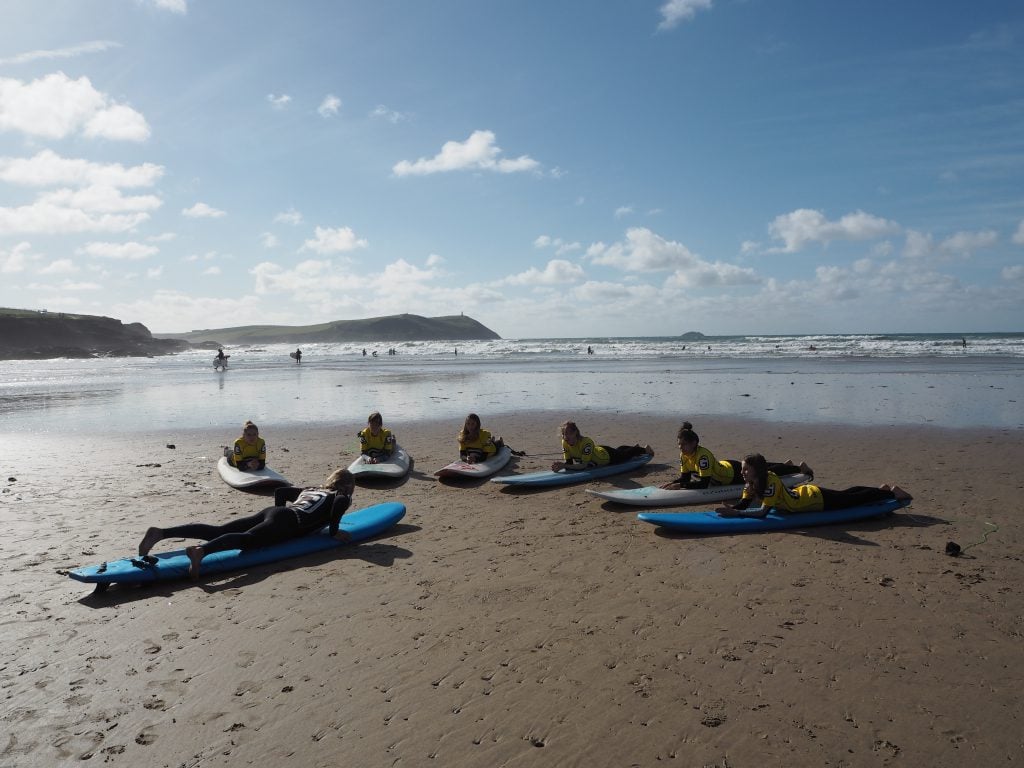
(0, 333, 1021, 435)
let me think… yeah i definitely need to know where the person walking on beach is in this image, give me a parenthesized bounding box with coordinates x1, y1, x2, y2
(660, 422, 808, 490)
(551, 421, 652, 472)
(229, 420, 266, 471)
(458, 413, 503, 463)
(139, 469, 355, 579)
(715, 453, 911, 518)
(294, 348, 302, 364)
(358, 411, 396, 464)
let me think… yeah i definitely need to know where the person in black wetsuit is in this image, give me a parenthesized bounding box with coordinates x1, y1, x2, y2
(138, 469, 355, 579)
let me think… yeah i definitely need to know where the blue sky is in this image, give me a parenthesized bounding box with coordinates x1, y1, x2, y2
(1, 0, 1022, 337)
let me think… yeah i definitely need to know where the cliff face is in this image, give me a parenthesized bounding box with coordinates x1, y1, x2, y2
(0, 311, 189, 360)
(168, 313, 501, 344)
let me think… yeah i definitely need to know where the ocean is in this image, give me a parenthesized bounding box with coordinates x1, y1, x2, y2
(1, 333, 1021, 435)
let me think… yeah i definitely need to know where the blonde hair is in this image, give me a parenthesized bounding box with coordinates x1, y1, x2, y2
(324, 468, 354, 492)
(560, 420, 579, 439)
(242, 420, 259, 434)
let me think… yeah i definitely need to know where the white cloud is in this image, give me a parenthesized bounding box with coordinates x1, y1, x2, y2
(902, 229, 933, 259)
(370, 105, 409, 124)
(939, 230, 998, 256)
(534, 235, 581, 255)
(140, 0, 187, 12)
(658, 0, 712, 31)
(1013, 220, 1024, 245)
(1, 241, 38, 273)
(147, 266, 163, 278)
(267, 93, 291, 110)
(318, 94, 341, 117)
(202, 266, 222, 275)
(274, 208, 303, 225)
(38, 258, 77, 275)
(41, 186, 161, 213)
(393, 130, 539, 176)
(78, 241, 159, 260)
(588, 227, 700, 271)
(301, 225, 367, 254)
(0, 201, 148, 235)
(534, 235, 552, 248)
(0, 41, 121, 66)
(182, 202, 226, 218)
(504, 259, 585, 286)
(260, 232, 280, 248)
(1002, 265, 1024, 282)
(426, 253, 445, 267)
(0, 150, 164, 188)
(148, 232, 176, 242)
(0, 73, 150, 141)
(28, 278, 101, 291)
(614, 205, 634, 219)
(767, 208, 901, 253)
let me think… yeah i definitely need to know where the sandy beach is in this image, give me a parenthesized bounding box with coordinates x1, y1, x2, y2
(2, 412, 1022, 767)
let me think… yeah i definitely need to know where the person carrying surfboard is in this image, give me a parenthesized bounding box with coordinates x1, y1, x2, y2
(551, 420, 652, 472)
(716, 453, 912, 518)
(138, 469, 356, 579)
(293, 348, 302, 364)
(230, 420, 266, 471)
(458, 413, 504, 463)
(660, 421, 808, 490)
(358, 411, 396, 464)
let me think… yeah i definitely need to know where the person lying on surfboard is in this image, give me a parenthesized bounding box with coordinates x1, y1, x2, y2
(716, 453, 912, 518)
(458, 413, 504, 463)
(660, 421, 809, 490)
(358, 411, 396, 464)
(138, 469, 356, 579)
(229, 420, 267, 471)
(550, 420, 653, 472)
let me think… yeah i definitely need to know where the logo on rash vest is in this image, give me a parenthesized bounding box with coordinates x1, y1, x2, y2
(698, 456, 711, 471)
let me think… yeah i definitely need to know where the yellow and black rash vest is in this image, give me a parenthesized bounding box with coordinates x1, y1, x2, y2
(743, 471, 823, 513)
(680, 445, 735, 485)
(232, 436, 266, 467)
(459, 428, 497, 458)
(563, 436, 610, 467)
(358, 427, 395, 456)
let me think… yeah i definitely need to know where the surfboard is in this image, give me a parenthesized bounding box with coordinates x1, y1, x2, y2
(348, 445, 412, 479)
(289, 352, 301, 360)
(68, 502, 406, 587)
(435, 445, 513, 479)
(636, 498, 909, 534)
(587, 473, 811, 506)
(217, 456, 290, 489)
(491, 454, 653, 487)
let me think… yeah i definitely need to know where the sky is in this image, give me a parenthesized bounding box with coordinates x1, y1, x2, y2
(1, 0, 1022, 338)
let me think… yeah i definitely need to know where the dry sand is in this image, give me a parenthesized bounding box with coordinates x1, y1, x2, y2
(2, 413, 1022, 767)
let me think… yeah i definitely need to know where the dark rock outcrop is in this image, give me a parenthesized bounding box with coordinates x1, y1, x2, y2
(0, 311, 189, 360)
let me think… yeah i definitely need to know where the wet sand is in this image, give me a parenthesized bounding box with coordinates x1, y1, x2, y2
(2, 413, 1022, 766)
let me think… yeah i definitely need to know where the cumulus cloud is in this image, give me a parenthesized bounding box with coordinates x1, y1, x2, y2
(0, 150, 163, 188)
(318, 94, 341, 117)
(274, 208, 303, 226)
(767, 208, 901, 253)
(260, 232, 280, 248)
(77, 241, 159, 260)
(1002, 265, 1024, 282)
(588, 227, 701, 272)
(0, 41, 121, 66)
(0, 73, 150, 141)
(182, 202, 226, 218)
(267, 93, 291, 110)
(301, 226, 368, 254)
(503, 259, 585, 286)
(139, 0, 187, 12)
(534, 235, 582, 256)
(393, 130, 539, 176)
(940, 229, 997, 256)
(1, 241, 38, 273)
(38, 259, 77, 275)
(658, 0, 712, 31)
(370, 105, 409, 124)
(614, 205, 634, 219)
(1013, 220, 1024, 245)
(0, 201, 148, 235)
(41, 186, 161, 213)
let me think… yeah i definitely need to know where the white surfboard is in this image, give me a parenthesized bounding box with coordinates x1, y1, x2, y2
(217, 456, 291, 489)
(435, 445, 512, 479)
(348, 445, 412, 479)
(585, 473, 812, 507)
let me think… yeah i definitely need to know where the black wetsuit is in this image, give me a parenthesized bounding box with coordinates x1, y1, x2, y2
(160, 486, 350, 555)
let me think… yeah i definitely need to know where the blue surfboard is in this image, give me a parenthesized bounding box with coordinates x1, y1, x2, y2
(491, 454, 652, 487)
(69, 502, 406, 587)
(637, 498, 908, 533)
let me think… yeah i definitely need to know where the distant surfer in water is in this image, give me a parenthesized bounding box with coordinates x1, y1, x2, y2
(229, 420, 266, 471)
(214, 349, 228, 368)
(294, 348, 302, 364)
(660, 422, 808, 490)
(716, 453, 911, 518)
(139, 469, 355, 579)
(551, 421, 652, 472)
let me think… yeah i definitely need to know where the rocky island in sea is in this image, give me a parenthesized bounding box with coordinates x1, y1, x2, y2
(0, 308, 500, 359)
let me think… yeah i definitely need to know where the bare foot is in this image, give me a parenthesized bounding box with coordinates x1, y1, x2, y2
(889, 485, 913, 502)
(139, 527, 164, 557)
(644, 445, 655, 457)
(185, 545, 205, 580)
(799, 461, 814, 478)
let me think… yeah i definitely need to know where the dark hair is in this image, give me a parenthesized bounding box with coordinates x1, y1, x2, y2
(742, 453, 769, 496)
(560, 420, 580, 438)
(367, 411, 382, 425)
(459, 413, 481, 442)
(677, 421, 698, 445)
(242, 420, 259, 434)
